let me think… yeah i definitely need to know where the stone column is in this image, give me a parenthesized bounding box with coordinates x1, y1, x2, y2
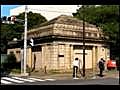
(27, 47, 32, 68)
(92, 46, 96, 73)
(96, 46, 101, 72)
(41, 44, 48, 73)
(106, 47, 110, 60)
(100, 46, 106, 60)
(104, 46, 110, 70)
(97, 46, 101, 62)
(52, 43, 59, 69)
(95, 46, 98, 70)
(64, 44, 70, 70)
(42, 45, 45, 69)
(70, 45, 74, 69)
(105, 46, 110, 61)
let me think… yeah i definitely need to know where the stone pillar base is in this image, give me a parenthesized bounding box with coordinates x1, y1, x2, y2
(20, 73, 29, 76)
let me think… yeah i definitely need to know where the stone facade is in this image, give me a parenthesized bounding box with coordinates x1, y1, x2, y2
(7, 15, 110, 71)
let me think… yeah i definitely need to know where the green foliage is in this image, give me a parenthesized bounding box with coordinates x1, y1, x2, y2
(73, 5, 119, 57)
(1, 52, 17, 74)
(16, 11, 47, 29)
(3, 52, 17, 69)
(1, 52, 22, 74)
(1, 11, 47, 53)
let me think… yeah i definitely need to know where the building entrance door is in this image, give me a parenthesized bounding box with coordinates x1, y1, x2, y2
(73, 45, 92, 69)
(32, 46, 42, 70)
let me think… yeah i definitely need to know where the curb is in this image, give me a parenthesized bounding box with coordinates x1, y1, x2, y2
(9, 71, 119, 80)
(9, 73, 29, 77)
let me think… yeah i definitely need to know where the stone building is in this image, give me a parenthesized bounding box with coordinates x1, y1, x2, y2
(7, 15, 110, 71)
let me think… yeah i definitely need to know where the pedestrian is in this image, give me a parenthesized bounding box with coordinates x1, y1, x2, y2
(72, 57, 80, 78)
(115, 57, 120, 71)
(98, 58, 106, 77)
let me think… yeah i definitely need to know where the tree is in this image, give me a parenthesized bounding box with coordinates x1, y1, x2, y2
(1, 11, 47, 54)
(2, 52, 17, 72)
(15, 11, 47, 29)
(73, 5, 119, 58)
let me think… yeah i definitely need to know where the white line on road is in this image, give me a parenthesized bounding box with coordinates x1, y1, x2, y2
(1, 77, 24, 83)
(45, 79, 56, 81)
(12, 77, 35, 82)
(1, 79, 12, 84)
(28, 78, 46, 81)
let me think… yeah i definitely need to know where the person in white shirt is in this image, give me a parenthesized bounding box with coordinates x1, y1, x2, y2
(72, 57, 80, 78)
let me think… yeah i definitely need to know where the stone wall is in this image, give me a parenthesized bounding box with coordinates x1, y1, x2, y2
(7, 41, 110, 71)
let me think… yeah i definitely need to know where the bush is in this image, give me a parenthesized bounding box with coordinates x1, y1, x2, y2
(2, 52, 17, 73)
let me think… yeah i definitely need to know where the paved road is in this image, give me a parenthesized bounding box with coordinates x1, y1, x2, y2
(22, 78, 119, 85)
(1, 76, 119, 85)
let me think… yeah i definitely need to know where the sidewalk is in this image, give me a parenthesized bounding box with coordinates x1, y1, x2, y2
(103, 70, 119, 78)
(29, 70, 119, 80)
(10, 70, 119, 80)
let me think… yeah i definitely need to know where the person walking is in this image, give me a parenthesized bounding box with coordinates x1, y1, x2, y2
(72, 57, 80, 79)
(98, 58, 106, 77)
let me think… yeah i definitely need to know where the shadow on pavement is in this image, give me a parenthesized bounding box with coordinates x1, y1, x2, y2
(96, 74, 106, 77)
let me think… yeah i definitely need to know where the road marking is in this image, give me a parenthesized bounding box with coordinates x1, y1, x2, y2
(28, 78, 46, 81)
(2, 77, 24, 83)
(73, 77, 79, 80)
(12, 77, 35, 82)
(1, 77, 57, 85)
(45, 79, 56, 81)
(1, 79, 12, 84)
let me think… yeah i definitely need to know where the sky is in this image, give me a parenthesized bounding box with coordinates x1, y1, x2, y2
(1, 5, 21, 17)
(1, 5, 79, 20)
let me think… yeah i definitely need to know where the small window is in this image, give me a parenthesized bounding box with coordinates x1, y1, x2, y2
(94, 33, 97, 37)
(58, 55, 64, 57)
(88, 33, 91, 37)
(102, 49, 104, 51)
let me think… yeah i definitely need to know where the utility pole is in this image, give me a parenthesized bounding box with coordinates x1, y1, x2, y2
(23, 5, 28, 75)
(82, 5, 86, 77)
(21, 49, 23, 74)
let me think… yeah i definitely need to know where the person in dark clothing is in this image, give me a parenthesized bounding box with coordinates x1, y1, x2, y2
(98, 58, 105, 77)
(116, 57, 120, 71)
